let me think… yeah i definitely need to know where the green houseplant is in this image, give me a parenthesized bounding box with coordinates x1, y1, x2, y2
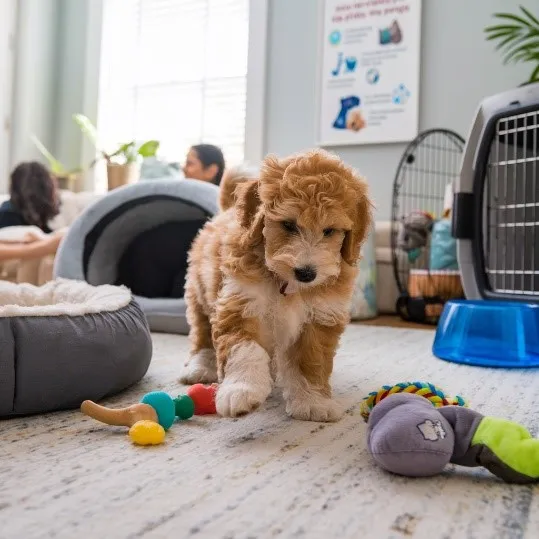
(73, 113, 160, 190)
(485, 5, 539, 84)
(31, 135, 84, 191)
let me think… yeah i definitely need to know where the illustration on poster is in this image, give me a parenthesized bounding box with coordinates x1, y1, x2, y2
(333, 95, 366, 133)
(392, 84, 411, 105)
(366, 68, 380, 84)
(331, 52, 358, 76)
(329, 30, 342, 45)
(379, 19, 402, 45)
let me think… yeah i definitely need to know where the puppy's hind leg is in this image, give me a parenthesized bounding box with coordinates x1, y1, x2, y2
(180, 286, 218, 384)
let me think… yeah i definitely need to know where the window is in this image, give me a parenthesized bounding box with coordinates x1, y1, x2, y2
(0, 1, 16, 192)
(97, 0, 249, 179)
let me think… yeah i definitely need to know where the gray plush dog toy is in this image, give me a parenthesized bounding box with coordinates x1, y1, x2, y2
(364, 391, 539, 484)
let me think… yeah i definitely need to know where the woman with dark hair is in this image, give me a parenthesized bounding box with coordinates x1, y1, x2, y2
(183, 144, 225, 186)
(0, 161, 60, 232)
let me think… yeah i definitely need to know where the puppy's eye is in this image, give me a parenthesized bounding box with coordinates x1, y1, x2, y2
(281, 221, 298, 233)
(323, 228, 335, 237)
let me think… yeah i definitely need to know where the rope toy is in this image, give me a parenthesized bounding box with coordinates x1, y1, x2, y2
(81, 383, 218, 446)
(360, 381, 467, 421)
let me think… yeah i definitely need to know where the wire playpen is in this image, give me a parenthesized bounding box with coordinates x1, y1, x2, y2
(391, 128, 466, 324)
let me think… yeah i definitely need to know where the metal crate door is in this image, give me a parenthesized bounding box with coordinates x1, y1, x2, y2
(483, 108, 539, 299)
(456, 86, 539, 302)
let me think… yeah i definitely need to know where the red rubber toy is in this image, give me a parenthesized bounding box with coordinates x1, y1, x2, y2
(187, 383, 218, 415)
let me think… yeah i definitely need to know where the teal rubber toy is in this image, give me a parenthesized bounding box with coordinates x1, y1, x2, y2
(141, 391, 177, 431)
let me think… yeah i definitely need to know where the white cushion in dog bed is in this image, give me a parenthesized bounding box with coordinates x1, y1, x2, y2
(0, 279, 152, 417)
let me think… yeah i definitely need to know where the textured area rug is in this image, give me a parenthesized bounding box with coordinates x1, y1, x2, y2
(2, 324, 539, 539)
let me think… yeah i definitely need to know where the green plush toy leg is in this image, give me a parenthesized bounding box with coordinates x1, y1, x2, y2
(470, 417, 539, 483)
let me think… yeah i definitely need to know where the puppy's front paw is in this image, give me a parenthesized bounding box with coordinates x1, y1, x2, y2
(286, 396, 344, 422)
(216, 381, 271, 418)
(180, 349, 218, 384)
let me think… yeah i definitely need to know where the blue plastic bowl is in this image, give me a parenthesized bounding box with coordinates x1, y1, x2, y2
(433, 299, 539, 368)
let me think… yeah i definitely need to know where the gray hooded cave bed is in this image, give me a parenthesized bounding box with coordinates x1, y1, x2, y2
(54, 179, 220, 334)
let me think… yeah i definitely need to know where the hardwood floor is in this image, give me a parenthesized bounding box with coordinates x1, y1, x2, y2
(356, 314, 436, 330)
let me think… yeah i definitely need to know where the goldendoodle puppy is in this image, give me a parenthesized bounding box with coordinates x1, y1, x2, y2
(181, 149, 372, 422)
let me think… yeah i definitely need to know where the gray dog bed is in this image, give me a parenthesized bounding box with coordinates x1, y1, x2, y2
(54, 179, 219, 334)
(0, 279, 152, 418)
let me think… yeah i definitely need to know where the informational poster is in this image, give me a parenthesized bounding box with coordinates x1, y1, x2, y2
(317, 0, 422, 146)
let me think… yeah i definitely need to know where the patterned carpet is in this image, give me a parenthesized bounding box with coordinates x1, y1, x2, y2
(2, 324, 539, 539)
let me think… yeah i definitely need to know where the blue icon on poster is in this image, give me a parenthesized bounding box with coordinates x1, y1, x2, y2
(329, 30, 342, 45)
(331, 53, 357, 76)
(331, 52, 343, 76)
(333, 95, 360, 129)
(344, 56, 357, 72)
(366, 68, 380, 84)
(392, 84, 411, 105)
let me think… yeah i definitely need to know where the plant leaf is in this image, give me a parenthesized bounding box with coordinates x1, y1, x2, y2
(485, 24, 521, 33)
(109, 142, 135, 158)
(493, 13, 532, 27)
(518, 41, 539, 54)
(486, 29, 519, 42)
(502, 36, 539, 63)
(31, 135, 65, 174)
(520, 6, 539, 27)
(529, 63, 539, 82)
(138, 140, 160, 157)
(507, 51, 533, 64)
(493, 32, 524, 51)
(497, 32, 536, 58)
(72, 113, 99, 146)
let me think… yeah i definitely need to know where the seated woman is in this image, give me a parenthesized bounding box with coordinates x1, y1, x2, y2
(182, 144, 225, 186)
(0, 161, 60, 232)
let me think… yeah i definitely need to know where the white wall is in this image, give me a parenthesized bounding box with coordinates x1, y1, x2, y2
(264, 0, 531, 220)
(9, 0, 102, 191)
(53, 0, 102, 188)
(0, 1, 17, 191)
(10, 0, 59, 172)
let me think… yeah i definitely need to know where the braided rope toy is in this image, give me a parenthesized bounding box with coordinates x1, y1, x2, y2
(360, 381, 467, 421)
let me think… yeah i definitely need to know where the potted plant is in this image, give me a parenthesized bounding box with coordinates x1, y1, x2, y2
(484, 5, 539, 85)
(31, 135, 84, 191)
(73, 114, 160, 191)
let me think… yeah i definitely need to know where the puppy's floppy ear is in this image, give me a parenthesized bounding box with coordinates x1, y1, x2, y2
(341, 178, 374, 266)
(234, 179, 265, 246)
(235, 179, 260, 229)
(219, 165, 259, 211)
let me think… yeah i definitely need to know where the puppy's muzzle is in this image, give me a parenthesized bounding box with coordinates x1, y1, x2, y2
(294, 266, 317, 283)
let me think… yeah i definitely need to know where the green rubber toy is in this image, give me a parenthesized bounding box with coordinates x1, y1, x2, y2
(174, 394, 195, 420)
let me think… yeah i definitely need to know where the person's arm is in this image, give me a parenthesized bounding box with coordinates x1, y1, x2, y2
(0, 233, 63, 262)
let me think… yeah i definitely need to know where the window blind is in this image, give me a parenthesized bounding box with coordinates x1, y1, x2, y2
(97, 0, 249, 182)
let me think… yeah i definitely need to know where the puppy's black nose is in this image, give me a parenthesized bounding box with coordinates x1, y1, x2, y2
(294, 266, 317, 283)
